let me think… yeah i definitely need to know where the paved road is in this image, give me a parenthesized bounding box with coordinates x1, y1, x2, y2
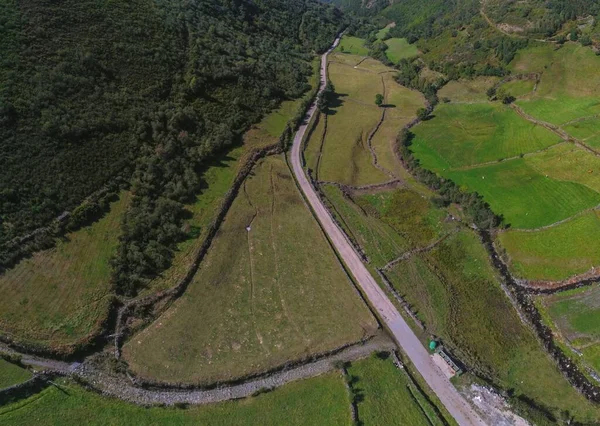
(290, 37, 486, 426)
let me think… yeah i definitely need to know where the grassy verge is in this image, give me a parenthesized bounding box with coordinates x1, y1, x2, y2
(123, 155, 377, 384)
(0, 193, 129, 349)
(0, 373, 350, 425)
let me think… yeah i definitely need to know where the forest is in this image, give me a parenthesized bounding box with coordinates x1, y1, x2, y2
(0, 0, 344, 294)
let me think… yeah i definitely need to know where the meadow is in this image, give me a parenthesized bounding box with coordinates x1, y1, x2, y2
(123, 156, 376, 384)
(410, 103, 561, 170)
(384, 38, 419, 63)
(0, 359, 31, 389)
(437, 77, 499, 103)
(501, 79, 536, 98)
(0, 373, 351, 425)
(315, 54, 423, 185)
(347, 355, 445, 426)
(336, 35, 369, 56)
(537, 285, 600, 375)
(0, 193, 129, 350)
(512, 43, 600, 126)
(498, 211, 600, 281)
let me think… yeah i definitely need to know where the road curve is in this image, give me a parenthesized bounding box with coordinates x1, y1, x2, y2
(290, 37, 486, 426)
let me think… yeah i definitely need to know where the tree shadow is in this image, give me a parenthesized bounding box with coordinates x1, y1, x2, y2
(325, 92, 348, 116)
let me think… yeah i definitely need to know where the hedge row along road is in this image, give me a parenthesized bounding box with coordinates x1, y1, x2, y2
(290, 35, 486, 426)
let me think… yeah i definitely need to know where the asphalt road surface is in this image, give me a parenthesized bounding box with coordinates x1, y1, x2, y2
(289, 36, 486, 426)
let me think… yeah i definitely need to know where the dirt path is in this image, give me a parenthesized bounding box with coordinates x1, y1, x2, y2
(290, 35, 486, 426)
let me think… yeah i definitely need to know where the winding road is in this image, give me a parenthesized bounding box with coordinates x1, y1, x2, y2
(290, 36, 486, 426)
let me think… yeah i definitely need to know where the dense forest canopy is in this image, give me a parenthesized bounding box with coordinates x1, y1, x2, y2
(0, 0, 344, 292)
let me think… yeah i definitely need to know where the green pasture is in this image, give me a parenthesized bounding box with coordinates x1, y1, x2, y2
(564, 117, 600, 140)
(386, 230, 600, 422)
(501, 79, 536, 98)
(512, 43, 600, 125)
(411, 103, 561, 169)
(328, 60, 384, 105)
(442, 158, 600, 229)
(0, 193, 129, 349)
(438, 77, 499, 103)
(0, 359, 31, 389)
(384, 38, 419, 63)
(348, 355, 444, 426)
(123, 156, 376, 384)
(498, 211, 600, 281)
(336, 35, 369, 56)
(0, 374, 350, 425)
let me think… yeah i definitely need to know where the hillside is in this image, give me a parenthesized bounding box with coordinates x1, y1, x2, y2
(0, 0, 343, 293)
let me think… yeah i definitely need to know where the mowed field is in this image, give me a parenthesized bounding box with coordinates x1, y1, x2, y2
(347, 355, 445, 426)
(498, 211, 600, 281)
(411, 100, 600, 229)
(0, 193, 129, 349)
(0, 373, 351, 426)
(315, 52, 423, 185)
(123, 155, 377, 384)
(0, 359, 31, 389)
(410, 103, 561, 170)
(537, 285, 600, 375)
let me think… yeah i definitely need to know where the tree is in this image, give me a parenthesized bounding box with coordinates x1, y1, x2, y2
(486, 86, 497, 99)
(416, 107, 429, 121)
(570, 28, 579, 41)
(375, 93, 384, 107)
(580, 34, 592, 46)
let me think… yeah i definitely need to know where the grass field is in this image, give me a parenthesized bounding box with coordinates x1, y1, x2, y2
(501, 79, 536, 98)
(0, 373, 350, 425)
(386, 230, 600, 422)
(303, 112, 326, 175)
(316, 55, 423, 185)
(123, 155, 376, 384)
(384, 38, 418, 63)
(411, 103, 561, 170)
(347, 355, 444, 426)
(336, 35, 369, 56)
(498, 211, 600, 281)
(443, 158, 600, 229)
(0, 359, 31, 389)
(0, 193, 129, 349)
(371, 74, 425, 177)
(538, 285, 600, 375)
(512, 43, 600, 126)
(437, 77, 499, 103)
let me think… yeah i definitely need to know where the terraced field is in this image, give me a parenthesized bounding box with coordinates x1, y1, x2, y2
(0, 373, 351, 425)
(123, 155, 377, 384)
(498, 211, 600, 281)
(0, 193, 129, 350)
(537, 285, 600, 376)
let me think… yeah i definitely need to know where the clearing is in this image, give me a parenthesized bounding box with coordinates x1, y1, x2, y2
(123, 155, 377, 385)
(384, 38, 419, 63)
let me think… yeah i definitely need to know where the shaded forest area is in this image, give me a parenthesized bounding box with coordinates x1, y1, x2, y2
(0, 0, 344, 295)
